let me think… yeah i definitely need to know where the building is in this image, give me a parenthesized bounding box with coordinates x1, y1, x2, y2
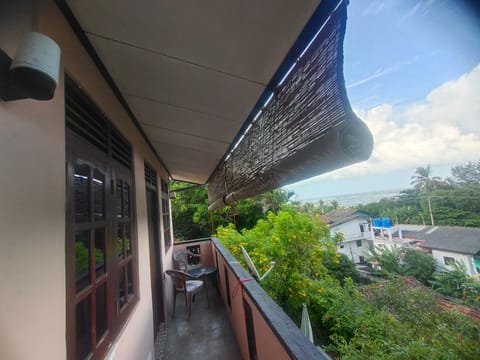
(370, 221, 419, 253)
(0, 1, 373, 359)
(322, 209, 371, 263)
(415, 226, 480, 276)
(370, 223, 480, 277)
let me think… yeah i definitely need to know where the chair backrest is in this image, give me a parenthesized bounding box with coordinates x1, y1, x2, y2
(165, 269, 189, 291)
(173, 249, 189, 271)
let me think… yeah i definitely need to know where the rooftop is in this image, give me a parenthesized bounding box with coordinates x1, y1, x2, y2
(321, 208, 368, 226)
(413, 226, 480, 255)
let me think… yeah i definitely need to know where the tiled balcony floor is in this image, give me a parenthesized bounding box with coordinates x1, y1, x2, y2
(163, 286, 242, 360)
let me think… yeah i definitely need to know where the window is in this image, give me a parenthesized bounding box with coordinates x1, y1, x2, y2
(356, 240, 362, 247)
(340, 244, 345, 249)
(444, 256, 455, 266)
(66, 76, 137, 360)
(161, 179, 172, 249)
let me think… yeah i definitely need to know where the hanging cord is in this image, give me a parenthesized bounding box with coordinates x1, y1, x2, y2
(209, 210, 215, 234)
(231, 203, 237, 227)
(232, 277, 255, 299)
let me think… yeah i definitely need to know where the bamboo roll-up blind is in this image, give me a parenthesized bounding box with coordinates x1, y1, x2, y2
(208, 1, 373, 210)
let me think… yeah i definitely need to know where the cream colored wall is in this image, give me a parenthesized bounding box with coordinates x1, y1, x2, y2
(0, 1, 171, 359)
(0, 2, 66, 359)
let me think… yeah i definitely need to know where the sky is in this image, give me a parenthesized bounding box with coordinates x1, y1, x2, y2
(287, 0, 480, 201)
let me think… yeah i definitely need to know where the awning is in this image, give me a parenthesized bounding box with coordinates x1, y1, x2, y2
(208, 1, 373, 210)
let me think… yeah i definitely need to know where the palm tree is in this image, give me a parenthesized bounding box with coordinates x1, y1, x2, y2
(260, 189, 295, 213)
(410, 165, 442, 192)
(410, 165, 441, 226)
(330, 200, 339, 210)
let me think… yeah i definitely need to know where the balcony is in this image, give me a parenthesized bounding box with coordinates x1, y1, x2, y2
(162, 238, 330, 359)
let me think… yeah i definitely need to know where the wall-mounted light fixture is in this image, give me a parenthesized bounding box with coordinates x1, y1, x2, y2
(0, 32, 61, 101)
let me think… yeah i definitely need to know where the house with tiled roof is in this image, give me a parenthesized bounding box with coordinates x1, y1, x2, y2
(321, 209, 372, 263)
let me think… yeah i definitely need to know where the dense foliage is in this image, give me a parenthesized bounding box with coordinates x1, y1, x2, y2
(369, 247, 480, 304)
(359, 162, 480, 227)
(170, 181, 292, 240)
(369, 247, 436, 285)
(217, 208, 480, 359)
(430, 261, 480, 303)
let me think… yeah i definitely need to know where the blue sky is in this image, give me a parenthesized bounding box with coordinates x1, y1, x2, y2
(288, 0, 480, 201)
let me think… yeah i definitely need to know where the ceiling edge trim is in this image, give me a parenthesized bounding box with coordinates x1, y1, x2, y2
(54, 0, 172, 178)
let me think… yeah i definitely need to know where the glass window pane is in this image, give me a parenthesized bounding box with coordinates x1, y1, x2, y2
(96, 284, 107, 343)
(125, 223, 131, 256)
(75, 164, 90, 223)
(123, 182, 130, 218)
(94, 228, 106, 278)
(127, 261, 134, 299)
(76, 296, 92, 360)
(93, 169, 105, 221)
(117, 224, 124, 259)
(75, 231, 90, 292)
(116, 180, 123, 218)
(118, 267, 126, 310)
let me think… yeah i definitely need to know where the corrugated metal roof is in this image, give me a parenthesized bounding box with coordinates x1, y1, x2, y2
(413, 226, 480, 255)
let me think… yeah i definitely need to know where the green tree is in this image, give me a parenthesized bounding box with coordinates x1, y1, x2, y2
(369, 247, 436, 285)
(410, 165, 443, 193)
(171, 181, 293, 240)
(369, 246, 404, 278)
(451, 160, 480, 184)
(402, 248, 436, 285)
(330, 200, 339, 210)
(218, 205, 342, 317)
(410, 165, 443, 226)
(430, 261, 480, 303)
(218, 207, 480, 359)
(261, 189, 295, 213)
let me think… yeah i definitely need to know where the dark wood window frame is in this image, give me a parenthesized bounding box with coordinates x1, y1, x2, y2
(65, 76, 138, 360)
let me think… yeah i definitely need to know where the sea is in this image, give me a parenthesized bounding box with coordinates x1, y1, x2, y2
(299, 188, 405, 207)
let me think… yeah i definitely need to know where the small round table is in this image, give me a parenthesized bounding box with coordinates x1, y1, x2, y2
(188, 266, 217, 306)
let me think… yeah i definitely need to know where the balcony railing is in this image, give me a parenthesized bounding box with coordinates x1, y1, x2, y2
(171, 238, 331, 360)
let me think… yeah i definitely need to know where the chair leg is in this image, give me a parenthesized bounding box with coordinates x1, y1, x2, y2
(187, 293, 192, 320)
(204, 276, 210, 308)
(172, 291, 177, 318)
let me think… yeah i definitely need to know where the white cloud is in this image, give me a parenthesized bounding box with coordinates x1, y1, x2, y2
(347, 56, 419, 89)
(402, 0, 436, 20)
(312, 64, 480, 181)
(361, 1, 387, 17)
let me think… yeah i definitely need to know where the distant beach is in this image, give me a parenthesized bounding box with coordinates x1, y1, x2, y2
(300, 188, 405, 207)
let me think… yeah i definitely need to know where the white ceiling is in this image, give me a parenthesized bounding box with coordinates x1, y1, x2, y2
(66, 0, 321, 183)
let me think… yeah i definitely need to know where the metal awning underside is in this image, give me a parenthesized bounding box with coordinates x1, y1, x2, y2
(61, 0, 373, 207)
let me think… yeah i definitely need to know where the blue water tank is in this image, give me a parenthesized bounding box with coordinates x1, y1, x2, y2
(373, 218, 382, 227)
(382, 217, 392, 228)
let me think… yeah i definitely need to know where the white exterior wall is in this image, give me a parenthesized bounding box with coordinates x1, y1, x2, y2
(332, 218, 371, 263)
(431, 249, 478, 276)
(332, 218, 370, 242)
(338, 239, 370, 263)
(0, 1, 171, 359)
